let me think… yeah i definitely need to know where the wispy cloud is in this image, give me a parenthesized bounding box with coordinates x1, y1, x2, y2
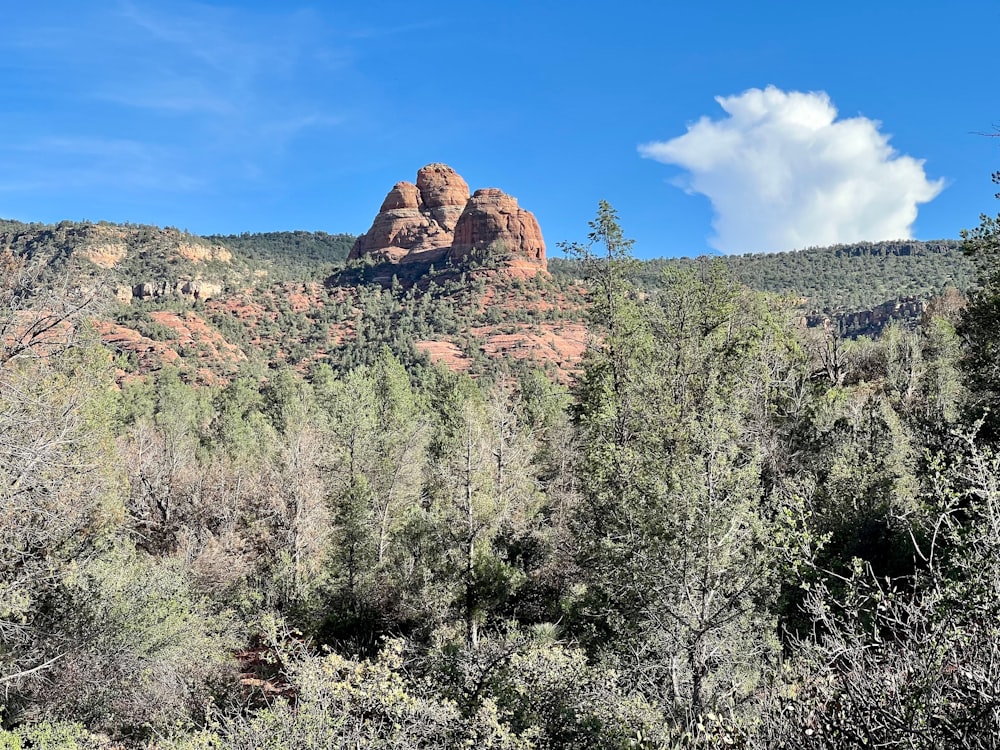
(639, 86, 944, 254)
(0, 136, 204, 193)
(115, 1, 299, 78)
(14, 136, 157, 159)
(261, 114, 345, 140)
(107, 2, 340, 127)
(94, 85, 237, 117)
(344, 18, 446, 40)
(0, 1, 348, 202)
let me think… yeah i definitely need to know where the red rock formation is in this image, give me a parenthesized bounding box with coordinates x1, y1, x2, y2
(381, 181, 423, 211)
(448, 188, 546, 275)
(416, 163, 469, 232)
(347, 180, 452, 264)
(349, 164, 546, 277)
(348, 164, 470, 265)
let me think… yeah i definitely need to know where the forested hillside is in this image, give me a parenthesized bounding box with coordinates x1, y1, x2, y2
(0, 218, 586, 383)
(721, 239, 972, 309)
(205, 231, 355, 281)
(552, 238, 974, 311)
(0, 220, 355, 288)
(1, 218, 976, 389)
(4, 217, 974, 313)
(0, 219, 974, 429)
(3, 199, 1000, 747)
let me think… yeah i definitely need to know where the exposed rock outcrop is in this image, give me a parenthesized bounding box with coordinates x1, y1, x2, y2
(805, 296, 928, 338)
(348, 164, 546, 277)
(175, 242, 232, 263)
(348, 164, 470, 265)
(131, 279, 223, 302)
(82, 242, 128, 269)
(448, 188, 546, 277)
(416, 163, 469, 232)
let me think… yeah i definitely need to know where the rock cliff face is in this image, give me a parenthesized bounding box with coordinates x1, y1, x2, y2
(348, 164, 469, 264)
(349, 164, 546, 277)
(415, 163, 469, 233)
(131, 279, 223, 302)
(805, 296, 929, 338)
(449, 188, 546, 277)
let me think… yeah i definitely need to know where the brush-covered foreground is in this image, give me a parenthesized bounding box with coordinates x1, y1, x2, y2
(2, 202, 1000, 748)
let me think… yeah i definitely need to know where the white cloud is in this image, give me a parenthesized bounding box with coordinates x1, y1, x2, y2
(639, 86, 944, 253)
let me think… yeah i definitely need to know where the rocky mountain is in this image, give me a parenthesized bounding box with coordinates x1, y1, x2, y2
(348, 164, 546, 279)
(0, 178, 978, 389)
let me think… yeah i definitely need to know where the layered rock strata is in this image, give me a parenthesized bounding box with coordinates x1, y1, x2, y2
(349, 164, 546, 276)
(448, 188, 545, 275)
(348, 164, 469, 265)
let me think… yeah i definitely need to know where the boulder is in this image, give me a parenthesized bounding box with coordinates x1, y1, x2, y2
(114, 285, 134, 304)
(180, 280, 223, 300)
(131, 279, 222, 301)
(380, 181, 423, 211)
(133, 282, 156, 299)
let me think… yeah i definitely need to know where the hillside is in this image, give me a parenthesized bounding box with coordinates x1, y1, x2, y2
(4, 205, 994, 749)
(554, 238, 976, 336)
(552, 238, 975, 312)
(721, 239, 972, 309)
(0, 164, 588, 383)
(205, 230, 355, 281)
(1, 206, 977, 386)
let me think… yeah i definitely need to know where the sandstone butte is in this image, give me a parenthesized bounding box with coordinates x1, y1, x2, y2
(348, 163, 547, 278)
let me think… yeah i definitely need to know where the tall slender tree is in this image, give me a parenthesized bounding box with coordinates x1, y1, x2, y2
(569, 204, 804, 724)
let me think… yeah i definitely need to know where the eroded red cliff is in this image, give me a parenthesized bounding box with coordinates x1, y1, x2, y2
(349, 164, 546, 277)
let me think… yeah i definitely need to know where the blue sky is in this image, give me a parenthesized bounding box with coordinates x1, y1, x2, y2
(0, 1, 996, 258)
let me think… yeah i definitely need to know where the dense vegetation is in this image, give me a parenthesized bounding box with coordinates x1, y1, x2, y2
(0, 221, 354, 293)
(0, 219, 232, 289)
(205, 231, 356, 282)
(109, 268, 583, 385)
(720, 239, 972, 309)
(551, 238, 976, 312)
(3, 216, 976, 314)
(4, 190, 1000, 748)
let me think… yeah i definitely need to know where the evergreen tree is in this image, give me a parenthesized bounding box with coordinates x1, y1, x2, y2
(569, 204, 803, 723)
(959, 171, 1000, 437)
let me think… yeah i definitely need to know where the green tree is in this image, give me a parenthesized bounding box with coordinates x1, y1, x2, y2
(570, 205, 803, 725)
(0, 346, 125, 695)
(425, 381, 506, 648)
(411, 372, 543, 648)
(318, 350, 428, 648)
(959, 171, 1000, 437)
